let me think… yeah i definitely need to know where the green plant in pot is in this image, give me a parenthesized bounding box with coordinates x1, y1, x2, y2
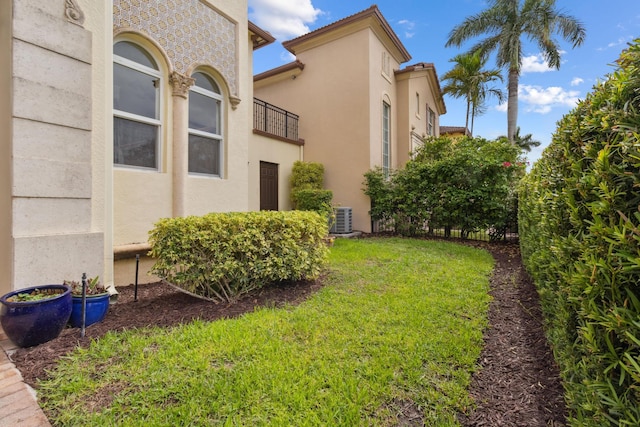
(64, 276, 110, 328)
(0, 284, 72, 347)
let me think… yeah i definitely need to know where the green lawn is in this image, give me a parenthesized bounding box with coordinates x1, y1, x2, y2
(40, 238, 494, 426)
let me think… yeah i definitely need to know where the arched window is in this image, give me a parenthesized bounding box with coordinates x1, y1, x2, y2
(382, 101, 391, 177)
(188, 72, 223, 176)
(113, 41, 161, 170)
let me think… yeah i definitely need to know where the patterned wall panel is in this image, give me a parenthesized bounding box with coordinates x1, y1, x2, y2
(114, 0, 237, 95)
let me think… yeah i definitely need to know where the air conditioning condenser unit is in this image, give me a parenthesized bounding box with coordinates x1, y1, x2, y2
(330, 207, 352, 234)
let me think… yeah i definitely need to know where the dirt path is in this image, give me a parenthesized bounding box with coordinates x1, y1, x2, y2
(9, 240, 566, 425)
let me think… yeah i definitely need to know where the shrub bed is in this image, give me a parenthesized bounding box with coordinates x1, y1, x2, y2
(519, 39, 640, 426)
(364, 136, 522, 238)
(149, 211, 329, 303)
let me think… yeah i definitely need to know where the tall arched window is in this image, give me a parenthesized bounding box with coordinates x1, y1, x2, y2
(188, 72, 223, 176)
(382, 101, 391, 177)
(113, 41, 162, 170)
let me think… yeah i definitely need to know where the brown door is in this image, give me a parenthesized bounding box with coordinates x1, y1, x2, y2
(260, 161, 279, 210)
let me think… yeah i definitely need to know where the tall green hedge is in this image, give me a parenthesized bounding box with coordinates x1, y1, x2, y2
(519, 39, 640, 426)
(149, 211, 329, 303)
(290, 161, 333, 216)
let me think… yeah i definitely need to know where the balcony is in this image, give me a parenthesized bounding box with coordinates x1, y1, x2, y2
(253, 98, 302, 144)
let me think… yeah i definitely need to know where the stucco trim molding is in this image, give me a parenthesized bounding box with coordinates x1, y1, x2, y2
(169, 72, 195, 99)
(64, 0, 85, 26)
(229, 95, 241, 110)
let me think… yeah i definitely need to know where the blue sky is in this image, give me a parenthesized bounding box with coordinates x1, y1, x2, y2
(249, 0, 640, 165)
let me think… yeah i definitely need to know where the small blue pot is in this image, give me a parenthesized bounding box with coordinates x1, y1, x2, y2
(0, 285, 72, 348)
(69, 293, 110, 328)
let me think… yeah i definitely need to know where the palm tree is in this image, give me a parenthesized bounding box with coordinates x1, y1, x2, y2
(498, 126, 541, 152)
(446, 0, 585, 143)
(441, 51, 504, 135)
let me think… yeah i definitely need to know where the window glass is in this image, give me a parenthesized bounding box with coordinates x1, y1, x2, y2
(382, 102, 390, 176)
(113, 62, 158, 118)
(113, 41, 161, 170)
(193, 72, 220, 93)
(188, 72, 223, 176)
(114, 117, 158, 169)
(188, 91, 219, 134)
(114, 41, 157, 69)
(188, 134, 220, 175)
(428, 108, 435, 136)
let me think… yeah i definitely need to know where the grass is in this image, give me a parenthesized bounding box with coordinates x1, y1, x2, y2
(39, 237, 494, 426)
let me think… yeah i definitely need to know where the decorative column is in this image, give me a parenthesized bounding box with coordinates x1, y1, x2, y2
(169, 71, 195, 217)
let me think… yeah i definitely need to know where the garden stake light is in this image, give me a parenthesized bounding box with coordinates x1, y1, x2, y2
(134, 254, 139, 302)
(80, 273, 87, 338)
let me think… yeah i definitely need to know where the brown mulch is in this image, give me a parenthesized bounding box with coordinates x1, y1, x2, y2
(8, 239, 566, 426)
(458, 241, 567, 426)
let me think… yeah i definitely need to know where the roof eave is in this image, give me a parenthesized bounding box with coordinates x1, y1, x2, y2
(249, 21, 276, 50)
(282, 6, 411, 63)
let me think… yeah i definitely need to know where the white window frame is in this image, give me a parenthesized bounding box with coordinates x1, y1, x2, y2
(188, 73, 224, 178)
(113, 44, 162, 171)
(382, 101, 391, 177)
(427, 107, 435, 136)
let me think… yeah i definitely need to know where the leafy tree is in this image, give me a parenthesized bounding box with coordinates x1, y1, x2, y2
(441, 51, 504, 135)
(446, 0, 585, 143)
(365, 136, 523, 239)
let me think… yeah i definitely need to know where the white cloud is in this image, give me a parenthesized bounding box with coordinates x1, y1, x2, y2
(398, 19, 416, 38)
(519, 85, 580, 114)
(280, 51, 296, 62)
(570, 77, 584, 86)
(521, 51, 568, 74)
(521, 53, 554, 73)
(248, 0, 322, 40)
(597, 36, 633, 51)
(494, 85, 580, 114)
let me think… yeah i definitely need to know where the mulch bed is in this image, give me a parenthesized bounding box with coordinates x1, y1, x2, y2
(8, 239, 566, 426)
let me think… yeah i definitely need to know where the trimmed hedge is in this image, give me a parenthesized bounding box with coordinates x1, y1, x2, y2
(290, 161, 333, 213)
(519, 39, 640, 426)
(149, 211, 329, 303)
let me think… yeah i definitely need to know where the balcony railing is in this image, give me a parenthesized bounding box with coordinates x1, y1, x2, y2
(253, 98, 299, 142)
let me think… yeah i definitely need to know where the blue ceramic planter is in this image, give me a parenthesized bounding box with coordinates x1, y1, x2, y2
(70, 293, 110, 328)
(0, 284, 72, 348)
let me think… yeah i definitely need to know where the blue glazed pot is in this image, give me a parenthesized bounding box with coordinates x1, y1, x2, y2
(0, 284, 72, 348)
(70, 293, 110, 328)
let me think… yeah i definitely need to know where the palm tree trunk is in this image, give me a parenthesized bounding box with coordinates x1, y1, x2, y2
(470, 105, 475, 136)
(507, 68, 519, 144)
(465, 100, 471, 133)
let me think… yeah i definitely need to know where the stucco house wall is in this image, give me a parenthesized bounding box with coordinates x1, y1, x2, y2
(248, 133, 303, 212)
(395, 63, 446, 165)
(255, 6, 445, 233)
(1, 0, 104, 295)
(110, 0, 259, 284)
(1, 0, 277, 293)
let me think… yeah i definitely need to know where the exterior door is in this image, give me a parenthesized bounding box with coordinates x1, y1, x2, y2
(260, 161, 278, 211)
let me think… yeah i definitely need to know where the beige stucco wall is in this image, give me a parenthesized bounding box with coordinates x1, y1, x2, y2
(0, 0, 12, 296)
(112, 0, 251, 248)
(6, 0, 104, 291)
(248, 133, 303, 211)
(112, 0, 253, 285)
(78, 0, 113, 287)
(254, 28, 410, 232)
(396, 69, 443, 165)
(255, 28, 378, 232)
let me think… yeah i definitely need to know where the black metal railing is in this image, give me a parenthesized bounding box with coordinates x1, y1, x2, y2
(371, 219, 519, 242)
(253, 98, 299, 141)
